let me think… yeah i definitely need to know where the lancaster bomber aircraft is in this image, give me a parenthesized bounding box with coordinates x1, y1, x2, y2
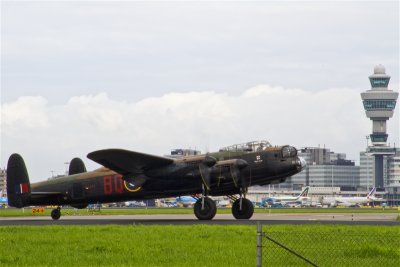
(7, 140, 306, 220)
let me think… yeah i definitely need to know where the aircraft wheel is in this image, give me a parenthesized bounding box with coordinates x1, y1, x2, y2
(51, 208, 61, 220)
(194, 197, 217, 220)
(232, 198, 254, 219)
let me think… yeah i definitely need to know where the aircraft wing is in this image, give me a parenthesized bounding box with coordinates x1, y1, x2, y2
(87, 149, 174, 176)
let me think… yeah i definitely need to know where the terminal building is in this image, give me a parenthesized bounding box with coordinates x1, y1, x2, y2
(0, 169, 6, 197)
(383, 148, 400, 203)
(359, 151, 375, 190)
(166, 148, 201, 158)
(279, 147, 360, 191)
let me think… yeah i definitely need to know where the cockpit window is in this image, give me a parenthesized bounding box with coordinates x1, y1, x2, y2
(219, 140, 272, 153)
(282, 146, 297, 158)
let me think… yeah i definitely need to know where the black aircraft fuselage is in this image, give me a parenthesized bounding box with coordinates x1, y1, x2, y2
(7, 141, 306, 220)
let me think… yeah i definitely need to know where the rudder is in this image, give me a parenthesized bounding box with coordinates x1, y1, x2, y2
(6, 154, 31, 208)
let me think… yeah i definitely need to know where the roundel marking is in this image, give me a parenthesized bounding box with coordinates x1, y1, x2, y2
(123, 180, 142, 193)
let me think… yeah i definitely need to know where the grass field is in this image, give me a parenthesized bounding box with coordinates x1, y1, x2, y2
(0, 225, 399, 266)
(0, 206, 398, 217)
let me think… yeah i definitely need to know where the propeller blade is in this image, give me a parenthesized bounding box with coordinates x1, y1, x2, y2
(199, 164, 211, 190)
(198, 155, 216, 191)
(229, 159, 248, 188)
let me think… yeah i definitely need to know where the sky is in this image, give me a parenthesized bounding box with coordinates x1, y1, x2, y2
(1, 0, 399, 182)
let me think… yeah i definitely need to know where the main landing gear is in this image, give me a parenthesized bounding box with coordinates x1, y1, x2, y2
(193, 181, 254, 220)
(51, 207, 61, 220)
(232, 198, 254, 219)
(194, 197, 217, 220)
(194, 184, 217, 220)
(193, 195, 254, 220)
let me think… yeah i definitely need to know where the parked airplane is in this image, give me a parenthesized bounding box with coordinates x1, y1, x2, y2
(6, 140, 306, 220)
(261, 186, 310, 206)
(176, 196, 197, 207)
(0, 198, 7, 205)
(0, 190, 7, 205)
(322, 187, 378, 207)
(124, 200, 146, 207)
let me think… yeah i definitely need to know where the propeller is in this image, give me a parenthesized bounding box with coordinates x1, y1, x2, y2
(213, 158, 249, 191)
(229, 159, 249, 189)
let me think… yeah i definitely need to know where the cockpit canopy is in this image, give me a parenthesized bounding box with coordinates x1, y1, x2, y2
(219, 140, 272, 153)
(282, 146, 297, 158)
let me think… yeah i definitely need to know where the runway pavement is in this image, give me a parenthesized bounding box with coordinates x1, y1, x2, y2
(1, 213, 399, 226)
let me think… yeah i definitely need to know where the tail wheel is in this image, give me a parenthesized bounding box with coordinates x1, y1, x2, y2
(232, 198, 254, 219)
(194, 197, 217, 220)
(51, 207, 61, 220)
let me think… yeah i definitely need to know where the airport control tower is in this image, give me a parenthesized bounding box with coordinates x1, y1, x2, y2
(361, 65, 398, 188)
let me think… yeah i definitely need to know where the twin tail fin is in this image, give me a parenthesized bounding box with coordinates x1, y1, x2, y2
(6, 154, 31, 208)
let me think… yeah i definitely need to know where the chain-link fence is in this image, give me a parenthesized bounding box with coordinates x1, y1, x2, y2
(256, 223, 400, 267)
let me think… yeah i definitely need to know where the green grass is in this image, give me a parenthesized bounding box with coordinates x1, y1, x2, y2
(0, 225, 398, 267)
(0, 207, 398, 217)
(0, 207, 195, 217)
(256, 207, 399, 214)
(262, 225, 400, 266)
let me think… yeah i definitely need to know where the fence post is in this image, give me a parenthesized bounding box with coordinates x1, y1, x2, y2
(256, 221, 262, 267)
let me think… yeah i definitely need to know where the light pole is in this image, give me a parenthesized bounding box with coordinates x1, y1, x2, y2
(366, 157, 369, 191)
(365, 136, 370, 191)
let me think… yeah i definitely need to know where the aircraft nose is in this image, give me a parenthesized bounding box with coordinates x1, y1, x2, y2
(296, 157, 307, 170)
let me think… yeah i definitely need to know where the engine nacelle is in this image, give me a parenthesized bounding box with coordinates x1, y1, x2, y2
(178, 155, 217, 167)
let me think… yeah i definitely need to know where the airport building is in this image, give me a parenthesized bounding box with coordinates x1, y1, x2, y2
(277, 145, 398, 203)
(281, 147, 360, 190)
(383, 148, 400, 204)
(166, 148, 201, 159)
(0, 169, 6, 197)
(384, 148, 400, 187)
(361, 64, 398, 188)
(358, 64, 399, 204)
(359, 151, 375, 190)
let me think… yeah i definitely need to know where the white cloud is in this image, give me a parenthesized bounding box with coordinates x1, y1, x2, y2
(2, 84, 394, 182)
(68, 93, 124, 132)
(242, 85, 308, 97)
(0, 96, 49, 130)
